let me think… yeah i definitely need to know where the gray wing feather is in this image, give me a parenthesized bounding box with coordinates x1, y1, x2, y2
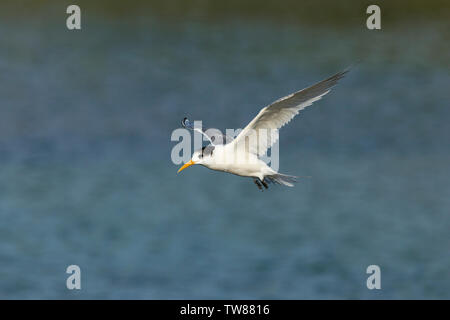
(267, 69, 348, 110)
(232, 69, 348, 156)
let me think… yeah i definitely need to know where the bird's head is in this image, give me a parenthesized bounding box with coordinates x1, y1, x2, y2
(177, 145, 215, 173)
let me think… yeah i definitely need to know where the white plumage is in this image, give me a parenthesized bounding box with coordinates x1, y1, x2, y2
(178, 70, 348, 190)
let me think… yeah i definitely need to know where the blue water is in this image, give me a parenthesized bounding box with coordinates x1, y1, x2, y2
(0, 10, 449, 299)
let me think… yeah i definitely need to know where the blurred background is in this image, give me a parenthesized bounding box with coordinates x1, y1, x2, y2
(0, 0, 449, 299)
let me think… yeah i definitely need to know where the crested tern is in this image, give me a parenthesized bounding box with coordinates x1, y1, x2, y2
(177, 69, 348, 190)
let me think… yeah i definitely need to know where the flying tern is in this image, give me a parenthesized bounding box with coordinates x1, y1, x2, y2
(177, 69, 348, 190)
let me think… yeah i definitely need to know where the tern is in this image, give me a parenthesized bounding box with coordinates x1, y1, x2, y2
(177, 69, 348, 190)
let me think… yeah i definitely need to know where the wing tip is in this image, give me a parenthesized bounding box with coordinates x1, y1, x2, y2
(321, 66, 353, 89)
(330, 67, 350, 81)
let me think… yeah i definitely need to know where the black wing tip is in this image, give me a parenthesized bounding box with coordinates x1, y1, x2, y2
(332, 67, 351, 80)
(336, 63, 360, 78)
(324, 66, 353, 87)
(181, 117, 191, 128)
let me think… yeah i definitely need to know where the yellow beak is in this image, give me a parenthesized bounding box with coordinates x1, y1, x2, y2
(177, 160, 196, 173)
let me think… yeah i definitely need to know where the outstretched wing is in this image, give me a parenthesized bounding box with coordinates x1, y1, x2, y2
(230, 70, 348, 156)
(181, 117, 234, 145)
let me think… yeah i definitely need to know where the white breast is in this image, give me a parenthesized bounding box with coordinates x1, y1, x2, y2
(203, 144, 274, 179)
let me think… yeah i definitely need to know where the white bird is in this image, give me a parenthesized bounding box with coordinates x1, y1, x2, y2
(177, 69, 348, 190)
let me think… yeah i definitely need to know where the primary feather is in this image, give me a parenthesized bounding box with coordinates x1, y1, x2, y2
(231, 70, 348, 156)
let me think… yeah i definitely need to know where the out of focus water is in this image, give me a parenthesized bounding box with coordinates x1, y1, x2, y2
(0, 3, 449, 299)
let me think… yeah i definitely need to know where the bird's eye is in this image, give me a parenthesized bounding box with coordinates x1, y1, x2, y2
(198, 154, 203, 159)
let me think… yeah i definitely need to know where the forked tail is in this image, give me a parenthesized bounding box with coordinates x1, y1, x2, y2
(264, 173, 299, 187)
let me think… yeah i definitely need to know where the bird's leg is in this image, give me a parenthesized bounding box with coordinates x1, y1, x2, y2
(260, 179, 269, 189)
(253, 178, 263, 190)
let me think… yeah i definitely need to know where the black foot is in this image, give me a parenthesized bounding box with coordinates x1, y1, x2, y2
(260, 179, 269, 189)
(253, 178, 263, 190)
